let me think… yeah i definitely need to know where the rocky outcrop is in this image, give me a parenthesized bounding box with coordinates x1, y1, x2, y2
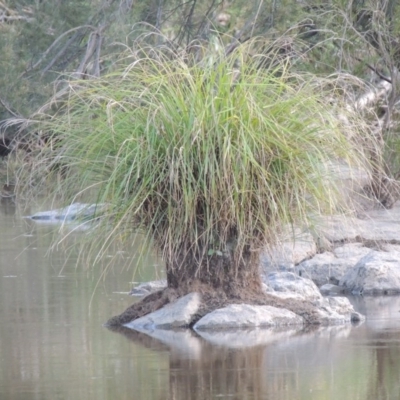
(297, 243, 372, 286)
(262, 201, 400, 295)
(263, 272, 363, 325)
(122, 272, 363, 332)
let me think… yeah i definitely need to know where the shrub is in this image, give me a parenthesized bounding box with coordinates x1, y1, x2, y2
(30, 40, 370, 296)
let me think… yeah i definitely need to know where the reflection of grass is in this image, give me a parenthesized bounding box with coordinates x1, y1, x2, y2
(27, 39, 370, 285)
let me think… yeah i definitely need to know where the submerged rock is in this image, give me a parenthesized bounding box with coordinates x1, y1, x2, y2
(27, 203, 105, 223)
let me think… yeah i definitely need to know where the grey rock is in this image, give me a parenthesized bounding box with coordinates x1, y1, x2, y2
(27, 203, 106, 224)
(129, 280, 167, 296)
(297, 244, 372, 286)
(320, 284, 344, 296)
(316, 214, 362, 242)
(297, 252, 353, 286)
(261, 229, 317, 272)
(333, 243, 373, 259)
(313, 296, 365, 325)
(316, 202, 400, 244)
(264, 272, 363, 324)
(265, 271, 322, 300)
(339, 251, 400, 294)
(124, 292, 201, 330)
(193, 304, 304, 331)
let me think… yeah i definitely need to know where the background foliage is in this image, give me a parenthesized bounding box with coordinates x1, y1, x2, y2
(2, 0, 400, 199)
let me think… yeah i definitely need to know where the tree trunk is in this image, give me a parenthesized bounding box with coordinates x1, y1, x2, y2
(105, 243, 265, 327)
(165, 244, 264, 299)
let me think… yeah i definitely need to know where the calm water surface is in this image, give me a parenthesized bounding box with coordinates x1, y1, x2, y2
(1, 199, 400, 400)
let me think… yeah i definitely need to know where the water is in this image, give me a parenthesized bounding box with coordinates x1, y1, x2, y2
(1, 199, 400, 400)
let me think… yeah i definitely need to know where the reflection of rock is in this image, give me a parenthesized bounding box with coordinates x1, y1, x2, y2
(195, 327, 302, 348)
(340, 251, 400, 294)
(124, 292, 201, 329)
(0, 196, 16, 215)
(349, 296, 400, 330)
(119, 326, 203, 359)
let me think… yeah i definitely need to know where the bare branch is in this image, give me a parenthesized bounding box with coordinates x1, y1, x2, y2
(23, 25, 96, 75)
(41, 30, 87, 76)
(92, 35, 103, 77)
(74, 25, 107, 79)
(0, 13, 33, 23)
(0, 97, 23, 118)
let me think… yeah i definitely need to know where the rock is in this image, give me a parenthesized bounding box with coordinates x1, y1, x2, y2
(124, 292, 201, 330)
(264, 271, 322, 300)
(129, 280, 167, 296)
(314, 296, 364, 325)
(297, 252, 351, 286)
(297, 244, 372, 286)
(320, 284, 344, 296)
(317, 214, 362, 242)
(381, 243, 400, 253)
(358, 215, 400, 242)
(339, 251, 400, 294)
(316, 202, 400, 244)
(333, 243, 373, 259)
(261, 229, 317, 272)
(193, 304, 304, 331)
(123, 274, 362, 332)
(27, 203, 106, 223)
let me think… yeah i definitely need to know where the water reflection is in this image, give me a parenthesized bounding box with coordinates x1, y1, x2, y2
(1, 199, 400, 400)
(110, 315, 400, 400)
(0, 197, 15, 215)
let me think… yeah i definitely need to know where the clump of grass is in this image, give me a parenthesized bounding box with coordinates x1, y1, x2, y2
(28, 39, 371, 295)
